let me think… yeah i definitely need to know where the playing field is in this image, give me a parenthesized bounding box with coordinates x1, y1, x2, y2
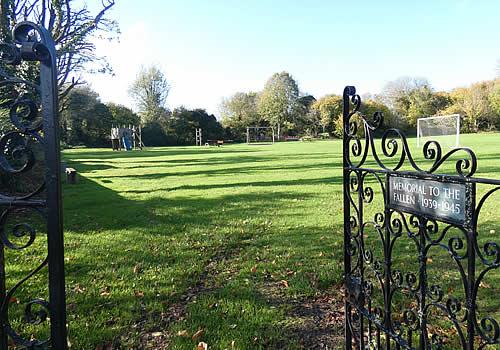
(5, 134, 499, 349)
(62, 139, 346, 349)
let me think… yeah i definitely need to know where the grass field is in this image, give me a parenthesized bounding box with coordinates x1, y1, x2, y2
(3, 133, 500, 349)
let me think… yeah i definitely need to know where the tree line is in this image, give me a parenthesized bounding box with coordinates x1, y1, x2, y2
(59, 82, 224, 147)
(221, 74, 500, 140)
(4, 67, 499, 148)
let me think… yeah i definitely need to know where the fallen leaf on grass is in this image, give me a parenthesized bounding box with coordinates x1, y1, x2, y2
(197, 342, 208, 350)
(74, 285, 86, 293)
(251, 265, 257, 273)
(177, 329, 189, 337)
(133, 264, 142, 274)
(479, 281, 491, 288)
(192, 329, 204, 340)
(280, 280, 289, 288)
(134, 290, 144, 298)
(100, 286, 110, 296)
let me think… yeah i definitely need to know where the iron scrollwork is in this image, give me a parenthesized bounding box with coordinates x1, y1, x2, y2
(342, 85, 499, 349)
(0, 22, 67, 349)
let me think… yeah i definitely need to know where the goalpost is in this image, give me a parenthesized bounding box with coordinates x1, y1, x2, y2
(417, 114, 460, 148)
(246, 127, 275, 144)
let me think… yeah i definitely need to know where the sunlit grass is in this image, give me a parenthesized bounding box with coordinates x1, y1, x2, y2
(2, 133, 498, 349)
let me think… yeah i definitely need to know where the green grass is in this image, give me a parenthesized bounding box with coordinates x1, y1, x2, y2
(3, 133, 499, 349)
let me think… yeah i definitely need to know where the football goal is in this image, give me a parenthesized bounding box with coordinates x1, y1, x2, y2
(246, 127, 275, 144)
(416, 114, 460, 148)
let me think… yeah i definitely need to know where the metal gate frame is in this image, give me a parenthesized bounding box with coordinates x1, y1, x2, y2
(0, 22, 67, 349)
(342, 85, 499, 349)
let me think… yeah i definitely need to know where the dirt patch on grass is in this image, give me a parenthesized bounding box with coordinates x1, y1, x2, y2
(117, 243, 345, 350)
(132, 248, 242, 349)
(260, 282, 345, 349)
(288, 292, 345, 349)
(135, 279, 345, 349)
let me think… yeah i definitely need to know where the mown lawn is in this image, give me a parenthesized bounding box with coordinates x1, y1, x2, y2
(62, 139, 346, 349)
(3, 134, 499, 349)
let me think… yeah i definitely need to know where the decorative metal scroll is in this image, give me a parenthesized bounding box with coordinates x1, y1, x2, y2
(0, 22, 67, 349)
(342, 85, 499, 349)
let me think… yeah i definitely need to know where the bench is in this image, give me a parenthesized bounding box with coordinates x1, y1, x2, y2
(65, 167, 77, 184)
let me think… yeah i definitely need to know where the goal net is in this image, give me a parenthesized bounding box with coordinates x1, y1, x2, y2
(417, 114, 460, 149)
(246, 127, 275, 144)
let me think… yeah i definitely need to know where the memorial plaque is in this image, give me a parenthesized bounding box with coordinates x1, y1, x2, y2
(342, 86, 499, 349)
(388, 174, 469, 225)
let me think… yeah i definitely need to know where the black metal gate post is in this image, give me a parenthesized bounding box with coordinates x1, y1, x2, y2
(342, 85, 499, 349)
(343, 86, 354, 350)
(0, 22, 68, 349)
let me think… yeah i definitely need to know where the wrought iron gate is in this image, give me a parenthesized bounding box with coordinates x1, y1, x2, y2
(0, 22, 67, 348)
(342, 86, 499, 349)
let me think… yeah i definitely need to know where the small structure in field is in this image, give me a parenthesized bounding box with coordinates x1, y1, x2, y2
(111, 125, 144, 151)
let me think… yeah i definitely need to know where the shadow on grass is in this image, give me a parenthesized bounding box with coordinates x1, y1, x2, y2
(72, 157, 341, 180)
(120, 176, 343, 194)
(64, 147, 259, 160)
(60, 163, 344, 347)
(65, 148, 343, 198)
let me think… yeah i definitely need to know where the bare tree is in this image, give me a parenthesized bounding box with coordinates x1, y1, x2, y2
(0, 0, 118, 106)
(380, 76, 431, 117)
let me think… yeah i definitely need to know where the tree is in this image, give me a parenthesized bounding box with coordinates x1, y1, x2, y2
(60, 85, 113, 146)
(165, 107, 224, 146)
(0, 0, 117, 103)
(441, 80, 496, 132)
(258, 71, 300, 139)
(406, 86, 452, 127)
(220, 92, 261, 139)
(489, 79, 500, 117)
(107, 103, 140, 126)
(297, 95, 316, 109)
(407, 86, 436, 126)
(303, 108, 321, 136)
(311, 95, 343, 134)
(129, 65, 170, 124)
(329, 98, 394, 138)
(432, 91, 453, 114)
(86, 102, 114, 145)
(361, 99, 395, 129)
(380, 76, 431, 127)
(295, 95, 317, 136)
(379, 77, 455, 128)
(139, 107, 225, 147)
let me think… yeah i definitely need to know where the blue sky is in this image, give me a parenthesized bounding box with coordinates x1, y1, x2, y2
(84, 0, 500, 116)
